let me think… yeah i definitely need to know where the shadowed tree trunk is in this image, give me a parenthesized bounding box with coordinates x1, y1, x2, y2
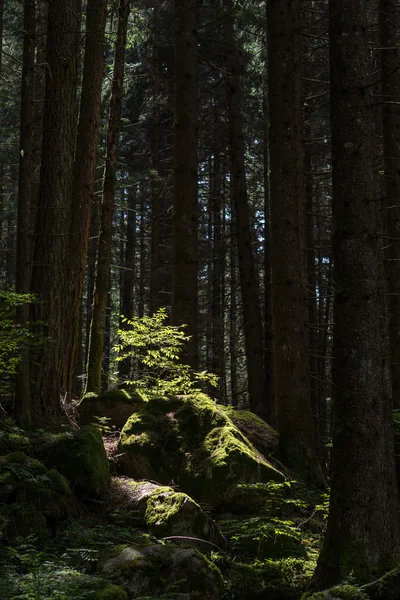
(267, 0, 324, 484)
(30, 0, 81, 418)
(313, 0, 400, 586)
(223, 0, 266, 417)
(14, 0, 35, 427)
(380, 0, 400, 409)
(172, 0, 198, 368)
(86, 0, 130, 394)
(64, 0, 107, 397)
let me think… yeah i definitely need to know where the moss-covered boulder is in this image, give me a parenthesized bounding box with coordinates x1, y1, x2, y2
(104, 478, 224, 551)
(40, 425, 109, 498)
(302, 586, 368, 600)
(0, 427, 31, 456)
(0, 452, 73, 520)
(221, 516, 306, 560)
(79, 389, 146, 430)
(221, 407, 279, 457)
(99, 543, 224, 599)
(359, 563, 400, 599)
(95, 583, 128, 600)
(118, 393, 284, 509)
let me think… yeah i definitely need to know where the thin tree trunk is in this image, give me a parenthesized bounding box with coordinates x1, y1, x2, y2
(119, 185, 136, 380)
(313, 0, 400, 585)
(230, 214, 238, 406)
(268, 0, 324, 485)
(212, 152, 223, 399)
(223, 0, 266, 417)
(172, 0, 198, 368)
(64, 0, 107, 397)
(263, 79, 275, 426)
(86, 0, 130, 394)
(14, 0, 35, 427)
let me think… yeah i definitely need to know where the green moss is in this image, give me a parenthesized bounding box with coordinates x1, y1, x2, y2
(0, 451, 47, 475)
(42, 425, 109, 498)
(221, 407, 279, 456)
(229, 557, 314, 600)
(119, 393, 284, 509)
(95, 583, 128, 600)
(328, 586, 368, 600)
(0, 430, 31, 456)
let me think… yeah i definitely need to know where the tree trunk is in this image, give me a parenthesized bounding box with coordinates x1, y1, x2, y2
(14, 0, 35, 427)
(31, 0, 81, 418)
(313, 0, 400, 585)
(380, 0, 400, 409)
(267, 0, 323, 484)
(223, 0, 266, 417)
(119, 185, 136, 380)
(172, 0, 198, 368)
(86, 0, 130, 394)
(64, 0, 107, 397)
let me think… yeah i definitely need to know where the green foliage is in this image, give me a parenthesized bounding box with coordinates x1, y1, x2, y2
(0, 291, 35, 396)
(115, 309, 218, 396)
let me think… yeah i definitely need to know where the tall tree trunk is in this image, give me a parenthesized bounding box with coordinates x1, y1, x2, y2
(64, 0, 107, 397)
(313, 0, 400, 585)
(211, 152, 223, 399)
(86, 0, 130, 394)
(223, 0, 265, 417)
(230, 214, 238, 406)
(0, 0, 3, 74)
(138, 186, 146, 318)
(380, 0, 400, 409)
(14, 0, 35, 427)
(172, 0, 198, 368)
(263, 79, 275, 426)
(31, 0, 81, 418)
(267, 0, 323, 484)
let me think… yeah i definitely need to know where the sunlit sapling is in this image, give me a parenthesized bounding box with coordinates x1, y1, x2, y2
(114, 308, 218, 396)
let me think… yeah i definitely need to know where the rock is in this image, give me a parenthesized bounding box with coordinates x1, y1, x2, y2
(99, 543, 224, 599)
(79, 389, 146, 430)
(221, 407, 279, 457)
(40, 425, 109, 498)
(0, 428, 31, 456)
(0, 452, 73, 520)
(104, 478, 225, 551)
(302, 586, 368, 600)
(118, 393, 284, 510)
(221, 516, 306, 560)
(95, 583, 128, 600)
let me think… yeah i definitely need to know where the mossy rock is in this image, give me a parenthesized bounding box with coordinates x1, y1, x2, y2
(79, 389, 146, 430)
(95, 583, 128, 600)
(99, 543, 224, 599)
(302, 587, 368, 600)
(1, 505, 48, 542)
(229, 557, 314, 600)
(118, 393, 284, 509)
(40, 425, 109, 498)
(220, 516, 306, 560)
(0, 451, 75, 520)
(221, 407, 279, 457)
(0, 428, 31, 456)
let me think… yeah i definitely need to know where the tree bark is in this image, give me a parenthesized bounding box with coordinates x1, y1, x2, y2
(267, 0, 323, 484)
(172, 0, 198, 368)
(380, 0, 400, 409)
(223, 0, 266, 417)
(86, 0, 130, 394)
(14, 0, 35, 427)
(64, 0, 107, 397)
(313, 0, 400, 585)
(31, 0, 81, 418)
